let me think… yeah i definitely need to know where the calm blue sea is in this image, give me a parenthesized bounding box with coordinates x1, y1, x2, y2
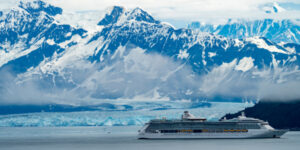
(0, 126, 299, 150)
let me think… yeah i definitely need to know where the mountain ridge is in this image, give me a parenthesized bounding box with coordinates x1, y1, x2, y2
(222, 100, 300, 130)
(0, 0, 299, 104)
(188, 19, 300, 44)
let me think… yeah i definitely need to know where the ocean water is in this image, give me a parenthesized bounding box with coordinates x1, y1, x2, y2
(0, 126, 299, 150)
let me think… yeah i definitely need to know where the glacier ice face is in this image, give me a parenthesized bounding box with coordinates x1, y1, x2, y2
(0, 102, 253, 127)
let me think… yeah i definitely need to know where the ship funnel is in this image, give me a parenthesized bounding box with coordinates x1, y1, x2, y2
(241, 112, 245, 117)
(182, 111, 195, 119)
(238, 112, 247, 119)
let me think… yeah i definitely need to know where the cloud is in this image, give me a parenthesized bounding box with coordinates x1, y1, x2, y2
(199, 60, 300, 101)
(46, 0, 300, 25)
(1, 0, 299, 26)
(258, 81, 300, 101)
(0, 0, 17, 10)
(1, 44, 300, 105)
(0, 45, 200, 105)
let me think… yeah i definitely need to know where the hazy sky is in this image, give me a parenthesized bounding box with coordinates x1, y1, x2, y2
(45, 0, 300, 25)
(0, 0, 299, 27)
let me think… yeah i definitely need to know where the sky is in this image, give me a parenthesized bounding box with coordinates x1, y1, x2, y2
(0, 0, 300, 27)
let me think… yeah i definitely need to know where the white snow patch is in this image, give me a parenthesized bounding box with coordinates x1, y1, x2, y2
(177, 50, 189, 59)
(19, 33, 28, 39)
(278, 41, 286, 47)
(273, 2, 286, 13)
(0, 38, 45, 67)
(161, 22, 175, 29)
(246, 37, 287, 54)
(289, 55, 297, 62)
(65, 32, 72, 37)
(202, 49, 206, 65)
(284, 46, 296, 54)
(234, 39, 244, 47)
(235, 57, 254, 72)
(208, 52, 216, 58)
(111, 46, 126, 59)
(170, 32, 177, 40)
(262, 2, 285, 14)
(46, 39, 55, 45)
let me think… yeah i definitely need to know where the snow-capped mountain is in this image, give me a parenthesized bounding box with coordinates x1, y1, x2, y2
(0, 1, 300, 105)
(0, 0, 87, 72)
(188, 19, 300, 44)
(262, 2, 285, 14)
(88, 6, 299, 73)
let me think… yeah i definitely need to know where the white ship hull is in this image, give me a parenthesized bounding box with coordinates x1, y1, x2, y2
(138, 129, 288, 139)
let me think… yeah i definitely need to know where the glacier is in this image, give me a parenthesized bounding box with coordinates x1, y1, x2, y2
(0, 102, 253, 127)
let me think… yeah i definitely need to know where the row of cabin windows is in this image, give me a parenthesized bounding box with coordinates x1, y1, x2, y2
(149, 124, 260, 130)
(151, 129, 249, 133)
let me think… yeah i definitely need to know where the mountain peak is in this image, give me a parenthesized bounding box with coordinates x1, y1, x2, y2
(272, 2, 285, 13)
(98, 6, 125, 26)
(98, 6, 159, 26)
(18, 0, 62, 16)
(263, 2, 285, 14)
(127, 7, 159, 24)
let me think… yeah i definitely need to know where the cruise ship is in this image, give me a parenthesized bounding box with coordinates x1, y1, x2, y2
(138, 111, 288, 139)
